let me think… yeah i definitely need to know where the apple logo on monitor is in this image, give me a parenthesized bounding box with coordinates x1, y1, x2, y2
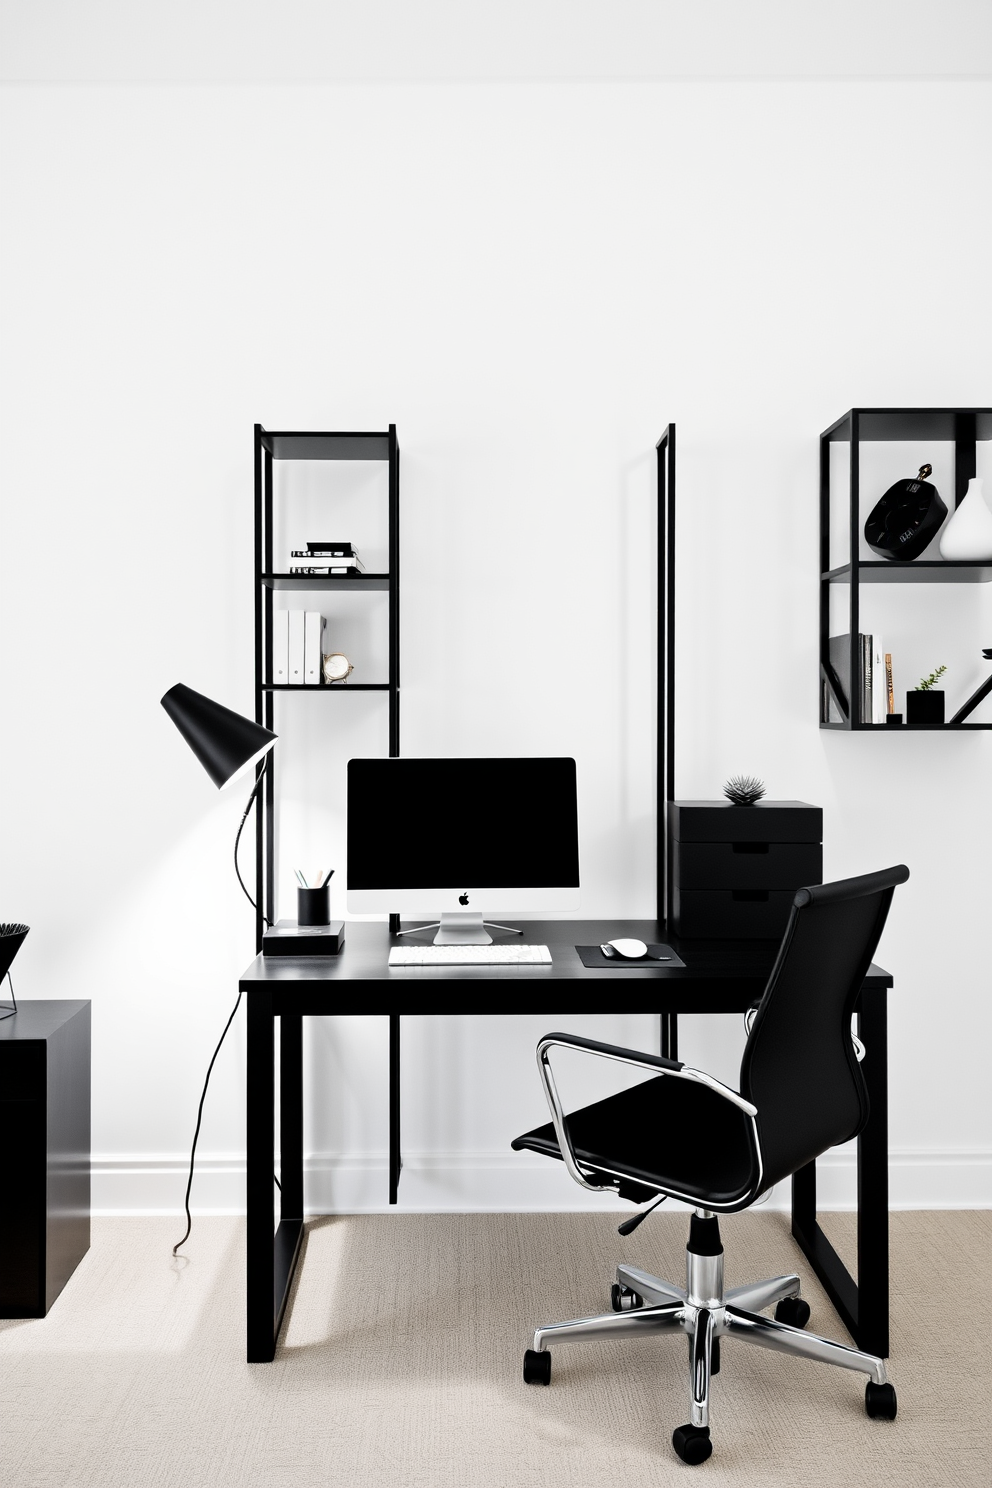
(459, 892, 469, 905)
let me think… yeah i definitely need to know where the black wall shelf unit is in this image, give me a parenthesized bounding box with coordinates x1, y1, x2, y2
(253, 425, 400, 948)
(819, 408, 992, 732)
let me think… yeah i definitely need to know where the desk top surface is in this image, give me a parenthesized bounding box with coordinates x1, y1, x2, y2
(240, 920, 893, 1004)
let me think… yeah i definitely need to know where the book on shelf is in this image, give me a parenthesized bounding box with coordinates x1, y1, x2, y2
(290, 549, 366, 574)
(307, 542, 354, 556)
(826, 633, 890, 723)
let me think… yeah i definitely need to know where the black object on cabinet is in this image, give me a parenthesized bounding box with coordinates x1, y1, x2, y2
(253, 426, 401, 946)
(670, 801, 822, 940)
(820, 408, 992, 731)
(0, 1001, 90, 1316)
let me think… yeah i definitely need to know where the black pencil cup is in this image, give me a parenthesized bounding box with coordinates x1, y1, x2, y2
(297, 882, 331, 926)
(906, 690, 944, 726)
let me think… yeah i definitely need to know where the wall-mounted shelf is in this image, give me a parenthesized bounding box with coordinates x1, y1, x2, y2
(261, 682, 391, 692)
(819, 407, 992, 731)
(823, 561, 992, 585)
(262, 574, 391, 591)
(821, 721, 992, 731)
(254, 424, 400, 946)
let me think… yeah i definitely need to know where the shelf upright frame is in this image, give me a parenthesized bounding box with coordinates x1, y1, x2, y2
(656, 424, 677, 1060)
(819, 407, 992, 732)
(253, 424, 401, 948)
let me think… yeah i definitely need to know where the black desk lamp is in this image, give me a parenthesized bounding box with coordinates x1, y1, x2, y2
(160, 683, 277, 1253)
(161, 683, 277, 918)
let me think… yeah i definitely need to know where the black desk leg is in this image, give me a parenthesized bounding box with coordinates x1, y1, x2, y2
(660, 1013, 678, 1061)
(791, 985, 890, 1358)
(389, 1014, 402, 1205)
(857, 988, 889, 1358)
(280, 1014, 304, 1223)
(247, 994, 304, 1363)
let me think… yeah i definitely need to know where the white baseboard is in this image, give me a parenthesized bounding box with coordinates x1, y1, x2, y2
(91, 1146, 992, 1216)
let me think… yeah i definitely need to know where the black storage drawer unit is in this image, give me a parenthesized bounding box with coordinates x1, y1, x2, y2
(0, 1001, 91, 1317)
(670, 801, 822, 940)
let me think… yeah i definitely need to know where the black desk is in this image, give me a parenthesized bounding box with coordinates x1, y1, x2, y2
(240, 920, 894, 1363)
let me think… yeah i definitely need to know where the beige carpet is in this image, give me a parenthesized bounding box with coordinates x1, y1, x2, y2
(0, 1210, 988, 1487)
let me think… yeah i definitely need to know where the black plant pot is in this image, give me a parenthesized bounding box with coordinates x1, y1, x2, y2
(906, 690, 944, 726)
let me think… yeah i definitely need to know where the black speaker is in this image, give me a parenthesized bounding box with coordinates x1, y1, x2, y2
(864, 464, 947, 561)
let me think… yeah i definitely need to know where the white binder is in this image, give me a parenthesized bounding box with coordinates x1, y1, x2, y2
(304, 612, 325, 685)
(288, 610, 305, 686)
(272, 609, 289, 685)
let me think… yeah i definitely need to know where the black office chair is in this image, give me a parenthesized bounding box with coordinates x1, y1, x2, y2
(511, 864, 908, 1465)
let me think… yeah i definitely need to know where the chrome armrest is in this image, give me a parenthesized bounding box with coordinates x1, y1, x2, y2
(535, 1032, 758, 1196)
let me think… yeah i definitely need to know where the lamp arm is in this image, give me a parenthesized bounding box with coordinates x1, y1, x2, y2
(234, 758, 271, 927)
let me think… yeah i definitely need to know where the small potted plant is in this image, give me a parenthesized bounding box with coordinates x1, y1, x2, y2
(906, 665, 946, 726)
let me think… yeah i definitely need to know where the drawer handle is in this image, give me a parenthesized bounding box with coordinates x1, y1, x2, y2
(732, 842, 769, 854)
(732, 890, 769, 902)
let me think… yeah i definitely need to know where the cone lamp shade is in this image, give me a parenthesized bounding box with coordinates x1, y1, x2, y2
(161, 683, 277, 789)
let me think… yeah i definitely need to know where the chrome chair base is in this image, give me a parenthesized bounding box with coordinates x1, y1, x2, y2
(528, 1242, 890, 1439)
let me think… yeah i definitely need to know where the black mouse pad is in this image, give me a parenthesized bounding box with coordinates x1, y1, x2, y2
(575, 944, 685, 969)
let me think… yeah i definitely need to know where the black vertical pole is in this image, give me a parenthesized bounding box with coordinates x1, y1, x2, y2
(856, 987, 889, 1357)
(388, 1014, 401, 1205)
(849, 413, 860, 731)
(387, 426, 402, 1201)
(253, 427, 266, 953)
(954, 411, 977, 509)
(264, 446, 275, 930)
(656, 425, 677, 1062)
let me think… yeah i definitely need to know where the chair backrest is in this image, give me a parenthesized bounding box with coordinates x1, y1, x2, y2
(739, 864, 908, 1193)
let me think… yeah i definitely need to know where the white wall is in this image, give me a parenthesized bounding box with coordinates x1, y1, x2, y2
(1, 5, 990, 1215)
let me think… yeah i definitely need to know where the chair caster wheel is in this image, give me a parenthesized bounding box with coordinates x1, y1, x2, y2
(775, 1296, 811, 1328)
(865, 1381, 897, 1419)
(672, 1424, 712, 1464)
(523, 1348, 551, 1386)
(610, 1283, 643, 1312)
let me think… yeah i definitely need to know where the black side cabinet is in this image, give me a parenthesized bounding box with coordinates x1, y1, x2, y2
(670, 802, 822, 939)
(0, 1001, 91, 1316)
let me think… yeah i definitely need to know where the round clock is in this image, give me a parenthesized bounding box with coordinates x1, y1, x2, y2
(322, 652, 354, 684)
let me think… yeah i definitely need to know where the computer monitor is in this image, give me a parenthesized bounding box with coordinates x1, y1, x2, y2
(347, 757, 580, 943)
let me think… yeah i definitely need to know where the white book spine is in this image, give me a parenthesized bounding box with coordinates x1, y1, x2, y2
(272, 609, 289, 685)
(303, 612, 325, 685)
(288, 610, 305, 685)
(873, 635, 886, 723)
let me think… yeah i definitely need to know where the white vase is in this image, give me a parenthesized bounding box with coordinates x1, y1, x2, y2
(939, 477, 992, 562)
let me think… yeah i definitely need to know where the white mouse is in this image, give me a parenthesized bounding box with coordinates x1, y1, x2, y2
(608, 938, 648, 959)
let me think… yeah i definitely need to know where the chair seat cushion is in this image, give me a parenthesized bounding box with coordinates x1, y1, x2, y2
(511, 1075, 758, 1209)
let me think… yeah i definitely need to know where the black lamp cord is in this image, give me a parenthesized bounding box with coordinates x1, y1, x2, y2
(233, 759, 272, 929)
(173, 760, 276, 1257)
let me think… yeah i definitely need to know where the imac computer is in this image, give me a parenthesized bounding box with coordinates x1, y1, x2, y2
(347, 757, 580, 944)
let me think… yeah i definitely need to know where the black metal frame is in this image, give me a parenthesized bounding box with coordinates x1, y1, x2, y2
(656, 426, 677, 1060)
(819, 407, 992, 732)
(253, 423, 401, 943)
(252, 425, 404, 1207)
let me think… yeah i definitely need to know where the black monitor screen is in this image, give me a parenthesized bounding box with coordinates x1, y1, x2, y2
(348, 757, 579, 889)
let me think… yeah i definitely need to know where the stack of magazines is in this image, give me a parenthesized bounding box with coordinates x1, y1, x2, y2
(826, 633, 892, 724)
(290, 542, 366, 575)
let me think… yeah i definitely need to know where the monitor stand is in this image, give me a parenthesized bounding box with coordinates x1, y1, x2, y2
(395, 913, 524, 946)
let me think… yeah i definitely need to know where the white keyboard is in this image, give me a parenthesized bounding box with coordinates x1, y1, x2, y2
(388, 944, 552, 967)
